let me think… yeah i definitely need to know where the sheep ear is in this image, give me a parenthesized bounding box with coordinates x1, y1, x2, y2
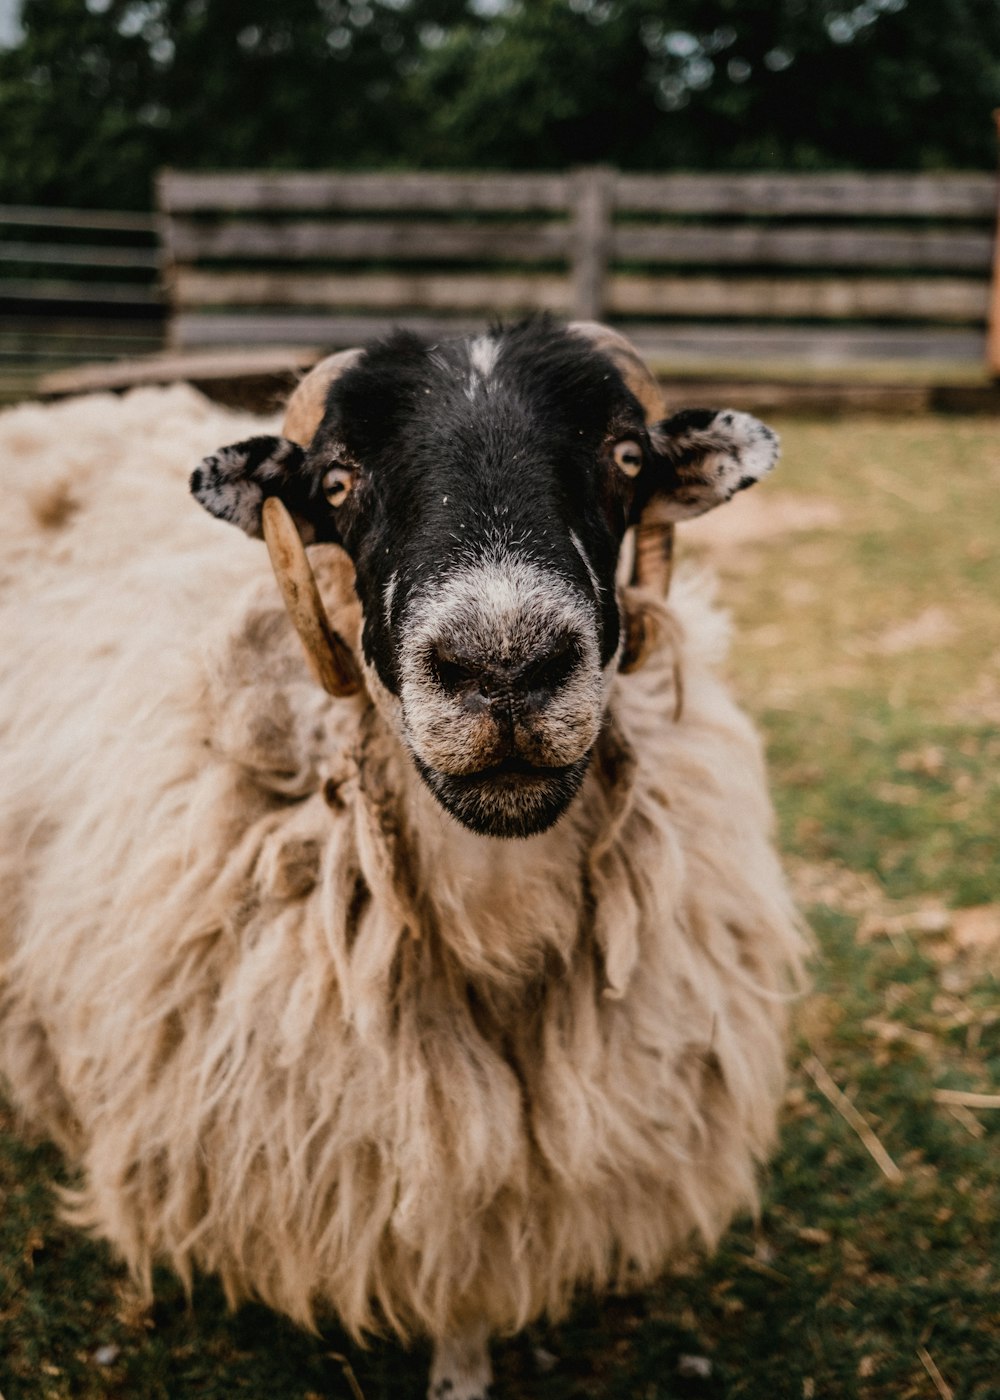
(647, 408, 779, 521)
(191, 435, 336, 544)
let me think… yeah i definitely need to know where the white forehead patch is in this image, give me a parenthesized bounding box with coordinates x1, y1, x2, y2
(468, 335, 500, 379)
(464, 335, 500, 401)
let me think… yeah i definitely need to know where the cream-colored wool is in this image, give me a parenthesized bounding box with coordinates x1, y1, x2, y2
(0, 386, 805, 1344)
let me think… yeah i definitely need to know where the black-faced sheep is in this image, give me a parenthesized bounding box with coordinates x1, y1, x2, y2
(0, 320, 804, 1399)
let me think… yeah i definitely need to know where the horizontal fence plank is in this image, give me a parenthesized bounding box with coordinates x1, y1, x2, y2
(171, 312, 485, 348)
(0, 203, 157, 233)
(168, 313, 986, 365)
(1, 314, 164, 340)
(166, 217, 570, 263)
(613, 224, 994, 271)
(0, 328, 161, 354)
(158, 170, 573, 214)
(0, 240, 161, 269)
(38, 347, 320, 397)
(159, 170, 999, 220)
(0, 345, 163, 364)
(0, 278, 162, 306)
(173, 269, 572, 313)
(623, 322, 986, 364)
(164, 217, 993, 272)
(607, 274, 990, 322)
(614, 172, 998, 218)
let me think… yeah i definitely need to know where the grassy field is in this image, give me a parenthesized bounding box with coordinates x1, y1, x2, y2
(2, 415, 998, 1400)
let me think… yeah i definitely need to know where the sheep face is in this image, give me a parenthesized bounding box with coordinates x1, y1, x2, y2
(192, 321, 779, 838)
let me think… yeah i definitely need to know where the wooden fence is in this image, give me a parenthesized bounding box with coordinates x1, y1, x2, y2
(0, 205, 164, 403)
(158, 168, 1000, 370)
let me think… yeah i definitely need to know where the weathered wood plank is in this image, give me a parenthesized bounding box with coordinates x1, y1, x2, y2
(0, 314, 163, 341)
(172, 269, 572, 313)
(38, 347, 320, 396)
(165, 217, 570, 263)
(607, 274, 990, 322)
(614, 173, 998, 218)
(170, 313, 485, 349)
(159, 170, 999, 220)
(623, 322, 986, 364)
(0, 204, 157, 233)
(0, 241, 161, 269)
(0, 278, 162, 306)
(613, 224, 994, 271)
(158, 170, 572, 214)
(658, 378, 933, 415)
(169, 313, 986, 365)
(164, 217, 993, 272)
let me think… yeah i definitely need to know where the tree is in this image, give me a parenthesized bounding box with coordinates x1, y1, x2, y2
(0, 0, 464, 207)
(0, 0, 997, 210)
(404, 0, 1000, 171)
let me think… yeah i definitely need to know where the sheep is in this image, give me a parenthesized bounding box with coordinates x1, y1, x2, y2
(0, 320, 805, 1400)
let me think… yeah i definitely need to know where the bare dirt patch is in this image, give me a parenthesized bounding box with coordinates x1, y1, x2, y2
(681, 488, 842, 553)
(869, 607, 960, 656)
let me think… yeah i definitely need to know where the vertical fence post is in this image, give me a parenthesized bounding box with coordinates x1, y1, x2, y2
(571, 166, 614, 323)
(988, 111, 1000, 380)
(155, 169, 181, 350)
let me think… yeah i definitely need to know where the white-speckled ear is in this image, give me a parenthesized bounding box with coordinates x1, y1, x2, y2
(190, 436, 307, 539)
(649, 408, 779, 521)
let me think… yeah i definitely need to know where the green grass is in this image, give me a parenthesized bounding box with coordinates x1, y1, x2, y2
(2, 415, 999, 1400)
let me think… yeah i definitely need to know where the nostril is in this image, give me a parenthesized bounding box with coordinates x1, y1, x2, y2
(522, 633, 582, 696)
(429, 643, 482, 695)
(427, 632, 583, 702)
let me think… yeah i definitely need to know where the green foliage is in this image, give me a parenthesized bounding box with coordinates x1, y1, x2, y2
(407, 0, 1000, 171)
(0, 0, 998, 209)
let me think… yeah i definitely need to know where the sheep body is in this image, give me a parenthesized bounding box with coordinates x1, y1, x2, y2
(0, 386, 804, 1344)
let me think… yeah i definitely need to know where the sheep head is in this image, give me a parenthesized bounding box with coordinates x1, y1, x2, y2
(191, 321, 778, 838)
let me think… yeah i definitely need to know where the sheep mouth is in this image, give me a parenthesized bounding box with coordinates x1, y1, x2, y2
(414, 751, 591, 839)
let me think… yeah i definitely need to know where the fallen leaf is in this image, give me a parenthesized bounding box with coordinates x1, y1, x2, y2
(797, 1226, 833, 1247)
(677, 1355, 713, 1379)
(869, 607, 958, 655)
(951, 905, 1000, 955)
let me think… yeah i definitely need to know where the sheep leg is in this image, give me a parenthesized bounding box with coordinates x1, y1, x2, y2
(428, 1323, 492, 1400)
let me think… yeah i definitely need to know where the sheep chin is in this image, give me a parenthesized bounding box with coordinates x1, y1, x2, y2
(412, 749, 592, 840)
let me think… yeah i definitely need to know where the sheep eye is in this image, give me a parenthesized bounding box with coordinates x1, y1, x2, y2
(322, 466, 353, 506)
(612, 439, 643, 478)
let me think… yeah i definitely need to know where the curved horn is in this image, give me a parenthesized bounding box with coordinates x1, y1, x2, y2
(260, 349, 365, 697)
(567, 321, 666, 424)
(283, 347, 365, 447)
(568, 322, 674, 678)
(262, 497, 360, 697)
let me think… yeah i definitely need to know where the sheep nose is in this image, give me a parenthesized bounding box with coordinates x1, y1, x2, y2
(430, 631, 582, 710)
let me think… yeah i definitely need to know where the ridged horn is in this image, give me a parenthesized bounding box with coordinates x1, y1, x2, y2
(261, 349, 365, 698)
(567, 322, 673, 677)
(283, 347, 365, 447)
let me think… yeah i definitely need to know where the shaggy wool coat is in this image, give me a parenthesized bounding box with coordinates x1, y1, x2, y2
(0, 386, 805, 1344)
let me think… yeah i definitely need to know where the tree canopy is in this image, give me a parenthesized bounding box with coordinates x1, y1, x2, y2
(0, 0, 998, 209)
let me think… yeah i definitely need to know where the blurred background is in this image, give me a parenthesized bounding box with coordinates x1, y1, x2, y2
(2, 0, 1000, 404)
(2, 0, 999, 205)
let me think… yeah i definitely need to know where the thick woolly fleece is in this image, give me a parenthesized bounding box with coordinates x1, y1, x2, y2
(0, 386, 805, 1345)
